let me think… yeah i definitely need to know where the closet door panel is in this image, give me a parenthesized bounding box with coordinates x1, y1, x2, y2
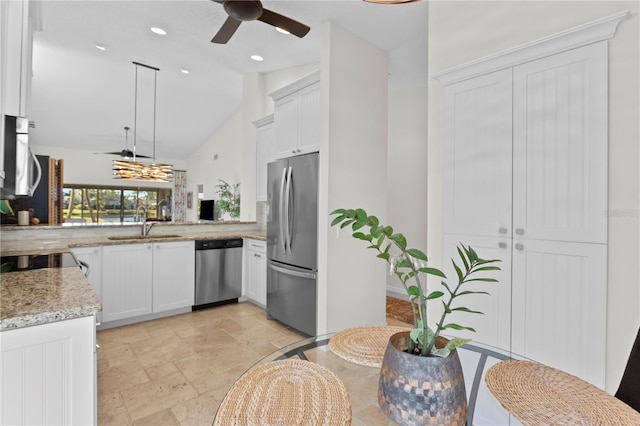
(513, 41, 608, 244)
(442, 234, 512, 351)
(444, 68, 513, 238)
(511, 239, 607, 388)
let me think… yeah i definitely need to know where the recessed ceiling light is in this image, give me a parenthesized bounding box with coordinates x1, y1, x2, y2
(251, 55, 264, 62)
(95, 43, 108, 51)
(180, 68, 190, 74)
(150, 27, 167, 35)
(276, 27, 290, 35)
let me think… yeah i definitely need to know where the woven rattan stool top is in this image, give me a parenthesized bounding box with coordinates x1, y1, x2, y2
(328, 326, 411, 367)
(213, 358, 351, 426)
(485, 360, 640, 426)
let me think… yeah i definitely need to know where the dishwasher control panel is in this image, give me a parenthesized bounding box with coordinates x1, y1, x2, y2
(196, 239, 244, 250)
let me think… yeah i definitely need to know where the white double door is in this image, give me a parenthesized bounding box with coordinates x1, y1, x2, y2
(443, 41, 608, 388)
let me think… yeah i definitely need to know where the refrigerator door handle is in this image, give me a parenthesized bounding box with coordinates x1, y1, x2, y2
(284, 166, 293, 255)
(279, 167, 287, 253)
(268, 262, 316, 280)
(28, 148, 42, 196)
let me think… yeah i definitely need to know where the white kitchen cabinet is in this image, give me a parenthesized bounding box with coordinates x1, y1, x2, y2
(102, 243, 153, 322)
(253, 115, 274, 202)
(443, 42, 608, 387)
(0, 315, 96, 425)
(71, 246, 103, 323)
(270, 71, 320, 160)
(243, 239, 267, 307)
(153, 240, 195, 313)
(2, 0, 35, 118)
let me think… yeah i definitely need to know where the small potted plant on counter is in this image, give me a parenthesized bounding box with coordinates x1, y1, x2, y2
(330, 208, 501, 425)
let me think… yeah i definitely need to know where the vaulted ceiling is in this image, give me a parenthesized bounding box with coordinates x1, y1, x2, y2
(29, 0, 429, 160)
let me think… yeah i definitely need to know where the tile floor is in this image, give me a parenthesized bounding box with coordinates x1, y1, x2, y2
(97, 301, 410, 425)
(96, 302, 305, 425)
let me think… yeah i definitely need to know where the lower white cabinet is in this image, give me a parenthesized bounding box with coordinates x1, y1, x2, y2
(71, 245, 103, 323)
(0, 315, 96, 425)
(102, 243, 153, 322)
(243, 239, 266, 306)
(102, 240, 195, 324)
(153, 240, 195, 313)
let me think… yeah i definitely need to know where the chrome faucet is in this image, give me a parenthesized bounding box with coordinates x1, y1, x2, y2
(135, 206, 155, 236)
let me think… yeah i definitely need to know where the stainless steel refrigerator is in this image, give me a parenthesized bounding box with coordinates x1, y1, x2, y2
(266, 152, 318, 336)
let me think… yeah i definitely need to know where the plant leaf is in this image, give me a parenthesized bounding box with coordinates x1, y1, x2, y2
(450, 307, 484, 315)
(355, 208, 367, 222)
(426, 290, 444, 300)
(431, 347, 451, 358)
(367, 216, 379, 227)
(406, 248, 427, 261)
(330, 215, 345, 226)
(442, 323, 476, 332)
(389, 234, 407, 250)
(417, 267, 447, 278)
(445, 337, 471, 352)
(407, 286, 421, 297)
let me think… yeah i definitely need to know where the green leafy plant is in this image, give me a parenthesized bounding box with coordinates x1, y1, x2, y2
(331, 208, 501, 357)
(215, 179, 240, 219)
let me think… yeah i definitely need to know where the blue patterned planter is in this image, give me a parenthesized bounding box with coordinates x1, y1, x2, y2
(378, 332, 468, 425)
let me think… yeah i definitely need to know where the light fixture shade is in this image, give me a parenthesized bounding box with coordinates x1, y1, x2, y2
(113, 159, 174, 182)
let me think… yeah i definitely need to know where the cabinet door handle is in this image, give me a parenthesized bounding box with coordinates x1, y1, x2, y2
(499, 227, 508, 234)
(515, 243, 524, 250)
(515, 228, 524, 235)
(291, 149, 296, 153)
(499, 242, 507, 249)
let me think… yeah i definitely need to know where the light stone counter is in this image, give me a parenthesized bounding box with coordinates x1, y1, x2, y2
(0, 222, 266, 256)
(1, 267, 102, 331)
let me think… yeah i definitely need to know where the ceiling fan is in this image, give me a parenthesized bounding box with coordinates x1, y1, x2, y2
(211, 0, 310, 44)
(97, 126, 151, 159)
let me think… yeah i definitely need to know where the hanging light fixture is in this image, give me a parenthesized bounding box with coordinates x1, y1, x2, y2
(113, 61, 174, 182)
(363, 0, 420, 3)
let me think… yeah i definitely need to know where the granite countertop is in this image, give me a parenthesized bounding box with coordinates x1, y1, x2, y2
(0, 231, 267, 256)
(1, 267, 102, 331)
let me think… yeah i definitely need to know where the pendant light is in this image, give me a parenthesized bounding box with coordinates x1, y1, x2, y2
(113, 62, 174, 182)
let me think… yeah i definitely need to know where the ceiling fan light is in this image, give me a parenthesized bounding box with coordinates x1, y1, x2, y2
(95, 43, 108, 51)
(113, 160, 174, 182)
(150, 27, 167, 35)
(250, 54, 264, 62)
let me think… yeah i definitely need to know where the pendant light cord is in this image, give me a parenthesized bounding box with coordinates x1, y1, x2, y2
(153, 69, 157, 162)
(133, 64, 138, 161)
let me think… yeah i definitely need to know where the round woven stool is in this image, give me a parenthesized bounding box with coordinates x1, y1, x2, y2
(328, 326, 411, 367)
(214, 359, 351, 426)
(485, 360, 640, 425)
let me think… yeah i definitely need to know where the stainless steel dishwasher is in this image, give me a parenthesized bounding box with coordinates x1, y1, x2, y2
(193, 238, 244, 309)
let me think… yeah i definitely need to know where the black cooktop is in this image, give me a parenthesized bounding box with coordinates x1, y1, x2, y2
(0, 252, 79, 274)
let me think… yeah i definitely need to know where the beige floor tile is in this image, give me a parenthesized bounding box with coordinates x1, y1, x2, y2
(103, 343, 138, 368)
(170, 390, 220, 426)
(97, 392, 133, 425)
(146, 362, 180, 380)
(132, 408, 180, 426)
(120, 372, 199, 421)
(98, 322, 153, 348)
(129, 332, 194, 369)
(98, 360, 150, 395)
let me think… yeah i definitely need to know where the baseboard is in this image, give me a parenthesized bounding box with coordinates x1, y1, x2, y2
(386, 287, 407, 300)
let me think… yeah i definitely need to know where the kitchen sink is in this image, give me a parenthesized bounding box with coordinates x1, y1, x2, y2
(107, 234, 183, 241)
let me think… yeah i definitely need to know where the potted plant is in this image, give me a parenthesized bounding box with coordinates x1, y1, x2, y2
(215, 179, 240, 220)
(330, 208, 501, 425)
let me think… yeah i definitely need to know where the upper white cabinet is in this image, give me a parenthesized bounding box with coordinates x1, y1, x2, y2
(253, 115, 274, 202)
(1, 0, 35, 118)
(442, 41, 609, 388)
(243, 239, 266, 307)
(270, 71, 320, 160)
(152, 240, 195, 313)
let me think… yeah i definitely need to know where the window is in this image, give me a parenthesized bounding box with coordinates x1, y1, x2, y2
(62, 185, 171, 224)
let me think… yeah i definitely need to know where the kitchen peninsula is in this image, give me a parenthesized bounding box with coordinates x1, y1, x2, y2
(0, 220, 265, 424)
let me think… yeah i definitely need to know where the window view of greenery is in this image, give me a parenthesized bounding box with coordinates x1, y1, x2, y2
(62, 185, 172, 224)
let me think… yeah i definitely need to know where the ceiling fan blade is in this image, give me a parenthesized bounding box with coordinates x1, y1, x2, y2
(258, 9, 310, 38)
(97, 150, 152, 159)
(212, 16, 242, 44)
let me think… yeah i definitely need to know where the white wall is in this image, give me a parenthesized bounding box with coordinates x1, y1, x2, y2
(30, 145, 185, 189)
(319, 21, 389, 334)
(427, 1, 640, 393)
(184, 110, 243, 223)
(386, 86, 429, 297)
